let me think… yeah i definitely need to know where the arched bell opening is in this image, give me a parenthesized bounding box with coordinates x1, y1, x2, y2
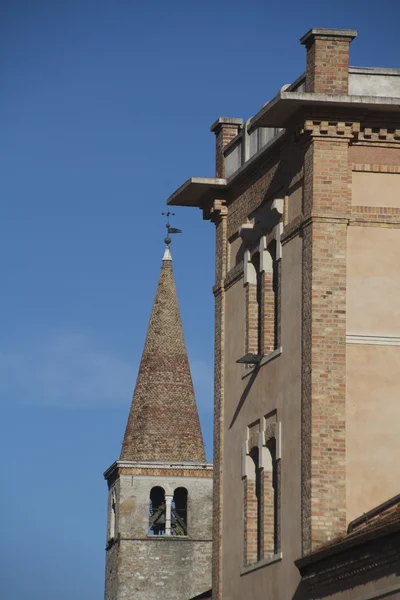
(149, 486, 166, 535)
(172, 487, 188, 536)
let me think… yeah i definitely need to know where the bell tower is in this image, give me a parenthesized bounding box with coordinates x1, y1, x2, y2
(103, 241, 213, 600)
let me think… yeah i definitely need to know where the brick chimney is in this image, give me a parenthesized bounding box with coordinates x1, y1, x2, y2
(210, 117, 243, 178)
(300, 28, 357, 95)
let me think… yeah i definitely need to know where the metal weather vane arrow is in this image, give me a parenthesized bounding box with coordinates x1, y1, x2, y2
(162, 211, 182, 246)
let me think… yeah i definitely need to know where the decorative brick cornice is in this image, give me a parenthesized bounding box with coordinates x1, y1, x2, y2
(351, 163, 400, 173)
(350, 206, 400, 226)
(354, 126, 400, 145)
(203, 199, 228, 223)
(104, 460, 213, 481)
(297, 120, 359, 140)
(297, 122, 400, 146)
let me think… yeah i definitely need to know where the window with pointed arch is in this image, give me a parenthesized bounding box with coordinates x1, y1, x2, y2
(244, 237, 281, 359)
(149, 486, 166, 536)
(263, 436, 280, 557)
(243, 446, 262, 564)
(243, 424, 280, 566)
(172, 487, 188, 536)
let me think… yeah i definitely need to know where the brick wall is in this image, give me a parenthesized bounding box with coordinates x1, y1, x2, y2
(301, 29, 356, 95)
(243, 476, 259, 565)
(301, 132, 351, 552)
(210, 200, 228, 600)
(211, 118, 242, 179)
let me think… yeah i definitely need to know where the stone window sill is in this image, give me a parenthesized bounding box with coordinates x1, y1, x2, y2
(241, 347, 282, 379)
(241, 552, 282, 575)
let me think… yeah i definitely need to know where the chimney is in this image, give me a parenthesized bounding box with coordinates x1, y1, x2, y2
(210, 117, 243, 178)
(300, 28, 357, 95)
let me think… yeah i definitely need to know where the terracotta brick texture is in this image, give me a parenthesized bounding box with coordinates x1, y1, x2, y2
(244, 476, 259, 565)
(245, 282, 259, 355)
(120, 258, 205, 462)
(261, 269, 275, 355)
(301, 134, 350, 553)
(302, 32, 354, 94)
(211, 120, 242, 178)
(211, 202, 228, 600)
(262, 469, 275, 557)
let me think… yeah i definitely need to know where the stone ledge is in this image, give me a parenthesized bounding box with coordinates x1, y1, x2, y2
(119, 536, 212, 543)
(104, 460, 213, 480)
(242, 347, 282, 379)
(241, 552, 282, 575)
(300, 28, 357, 45)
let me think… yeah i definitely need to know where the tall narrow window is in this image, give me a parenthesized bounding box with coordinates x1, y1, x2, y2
(245, 251, 262, 357)
(261, 241, 279, 355)
(109, 490, 117, 540)
(244, 447, 262, 565)
(171, 487, 188, 536)
(252, 253, 262, 357)
(271, 242, 280, 350)
(149, 486, 166, 535)
(262, 438, 279, 556)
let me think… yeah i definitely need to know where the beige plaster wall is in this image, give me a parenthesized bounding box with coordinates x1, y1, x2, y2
(346, 224, 400, 525)
(347, 227, 400, 335)
(221, 233, 303, 600)
(346, 343, 400, 524)
(352, 172, 400, 207)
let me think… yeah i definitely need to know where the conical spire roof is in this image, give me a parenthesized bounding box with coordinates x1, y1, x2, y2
(120, 248, 206, 462)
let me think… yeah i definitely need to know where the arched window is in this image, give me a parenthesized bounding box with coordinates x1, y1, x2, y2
(243, 423, 281, 566)
(260, 240, 279, 355)
(251, 252, 262, 356)
(244, 446, 262, 565)
(149, 486, 166, 535)
(263, 437, 279, 556)
(171, 487, 188, 536)
(245, 251, 262, 357)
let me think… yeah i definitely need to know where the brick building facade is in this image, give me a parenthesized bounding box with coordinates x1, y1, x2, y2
(168, 28, 400, 600)
(103, 248, 212, 600)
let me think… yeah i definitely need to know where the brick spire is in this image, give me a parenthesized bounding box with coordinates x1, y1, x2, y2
(120, 247, 206, 462)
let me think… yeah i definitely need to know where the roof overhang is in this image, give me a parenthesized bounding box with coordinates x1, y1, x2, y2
(104, 460, 213, 480)
(167, 177, 227, 208)
(250, 91, 400, 129)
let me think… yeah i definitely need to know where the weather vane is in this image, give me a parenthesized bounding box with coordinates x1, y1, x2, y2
(162, 211, 182, 246)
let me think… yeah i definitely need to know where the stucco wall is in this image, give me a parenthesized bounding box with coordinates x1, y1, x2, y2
(220, 232, 303, 600)
(346, 343, 400, 523)
(346, 223, 400, 524)
(352, 172, 400, 208)
(347, 227, 400, 335)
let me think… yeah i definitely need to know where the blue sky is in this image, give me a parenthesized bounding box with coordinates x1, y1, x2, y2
(1, 1, 399, 598)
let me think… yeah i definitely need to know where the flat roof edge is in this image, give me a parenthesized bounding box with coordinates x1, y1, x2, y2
(251, 91, 400, 129)
(300, 28, 357, 45)
(166, 177, 227, 207)
(350, 66, 400, 76)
